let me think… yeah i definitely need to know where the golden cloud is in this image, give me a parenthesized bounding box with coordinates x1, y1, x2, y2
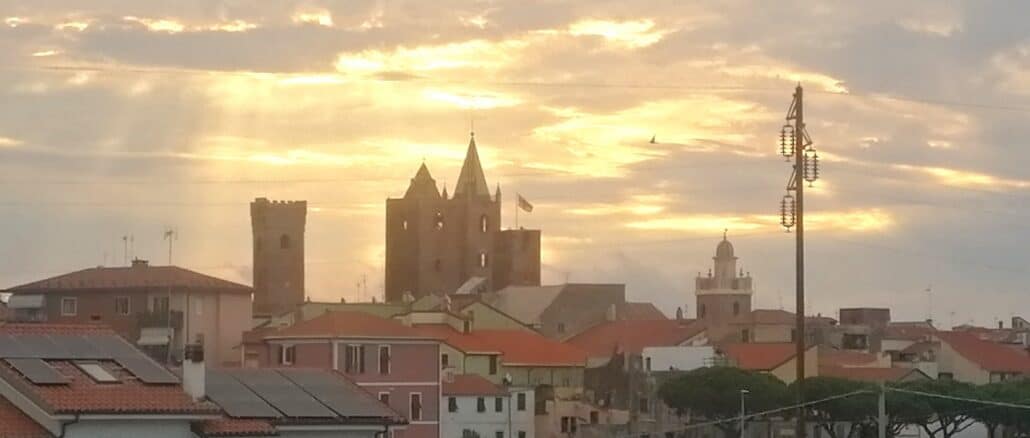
(568, 18, 668, 48)
(627, 209, 892, 233)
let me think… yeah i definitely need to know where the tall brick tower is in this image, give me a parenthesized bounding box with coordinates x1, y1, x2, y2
(250, 198, 306, 316)
(695, 232, 753, 342)
(385, 131, 538, 302)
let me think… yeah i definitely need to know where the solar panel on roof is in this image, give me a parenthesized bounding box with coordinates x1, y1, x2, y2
(279, 369, 395, 418)
(206, 370, 282, 418)
(13, 334, 62, 359)
(115, 357, 179, 384)
(84, 334, 140, 358)
(0, 335, 30, 358)
(49, 335, 103, 359)
(5, 358, 68, 385)
(234, 369, 335, 418)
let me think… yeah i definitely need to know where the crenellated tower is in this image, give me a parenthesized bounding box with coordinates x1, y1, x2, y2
(250, 198, 306, 316)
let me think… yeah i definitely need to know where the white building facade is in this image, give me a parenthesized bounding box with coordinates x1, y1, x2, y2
(441, 381, 534, 438)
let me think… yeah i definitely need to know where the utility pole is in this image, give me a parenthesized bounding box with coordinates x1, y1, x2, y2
(779, 84, 819, 438)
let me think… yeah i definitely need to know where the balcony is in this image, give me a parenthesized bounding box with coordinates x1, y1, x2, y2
(137, 310, 183, 329)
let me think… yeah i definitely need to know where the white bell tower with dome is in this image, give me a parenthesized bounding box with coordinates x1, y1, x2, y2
(695, 231, 754, 341)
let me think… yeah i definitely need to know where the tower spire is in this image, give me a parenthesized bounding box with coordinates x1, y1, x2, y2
(453, 130, 490, 198)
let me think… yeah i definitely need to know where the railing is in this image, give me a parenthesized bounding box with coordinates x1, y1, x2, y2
(137, 310, 183, 329)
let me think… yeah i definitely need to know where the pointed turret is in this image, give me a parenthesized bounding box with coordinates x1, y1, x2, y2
(404, 163, 441, 199)
(453, 132, 490, 199)
(441, 184, 449, 200)
(494, 183, 501, 203)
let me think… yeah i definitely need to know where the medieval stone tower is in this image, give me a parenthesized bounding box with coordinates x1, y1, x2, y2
(385, 132, 541, 302)
(695, 232, 753, 342)
(250, 198, 306, 316)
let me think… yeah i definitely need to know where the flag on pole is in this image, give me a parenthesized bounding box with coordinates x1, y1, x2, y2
(517, 194, 533, 212)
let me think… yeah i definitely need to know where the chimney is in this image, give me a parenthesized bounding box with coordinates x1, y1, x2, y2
(182, 342, 205, 401)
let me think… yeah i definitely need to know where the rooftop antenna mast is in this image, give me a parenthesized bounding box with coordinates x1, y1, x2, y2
(163, 228, 178, 364)
(926, 284, 933, 324)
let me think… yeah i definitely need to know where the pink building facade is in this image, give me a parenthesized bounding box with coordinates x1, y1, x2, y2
(243, 312, 441, 438)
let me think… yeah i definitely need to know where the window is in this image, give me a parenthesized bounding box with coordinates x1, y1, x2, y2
(76, 362, 118, 383)
(645, 357, 652, 371)
(280, 345, 296, 365)
(479, 252, 488, 268)
(280, 234, 291, 249)
(61, 297, 77, 316)
(477, 397, 486, 412)
(518, 432, 526, 438)
(448, 397, 458, 412)
(495, 432, 504, 438)
(489, 355, 498, 375)
(345, 345, 366, 373)
(590, 411, 599, 424)
(561, 416, 578, 433)
(379, 345, 391, 375)
(434, 212, 444, 230)
(114, 297, 130, 315)
(379, 392, 390, 405)
(557, 323, 566, 333)
(741, 329, 750, 343)
(517, 393, 526, 411)
(462, 320, 471, 333)
(409, 393, 422, 421)
(733, 302, 740, 316)
(495, 397, 503, 412)
(639, 397, 650, 414)
(402, 220, 409, 230)
(481, 215, 489, 233)
(441, 353, 450, 368)
(152, 296, 169, 314)
(699, 304, 706, 319)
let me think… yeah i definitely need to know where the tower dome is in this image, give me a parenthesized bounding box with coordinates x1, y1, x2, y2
(715, 231, 734, 258)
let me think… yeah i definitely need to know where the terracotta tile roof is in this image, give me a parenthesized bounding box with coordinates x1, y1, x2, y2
(720, 343, 801, 371)
(5, 263, 251, 293)
(616, 302, 667, 321)
(819, 365, 927, 383)
(266, 311, 431, 340)
(411, 324, 501, 354)
(885, 321, 937, 340)
(411, 325, 586, 366)
(936, 331, 1030, 374)
(819, 350, 880, 367)
(473, 329, 587, 367)
(0, 359, 219, 415)
(0, 396, 49, 438)
(196, 418, 277, 437)
(564, 319, 705, 357)
(0, 323, 115, 335)
(443, 374, 507, 396)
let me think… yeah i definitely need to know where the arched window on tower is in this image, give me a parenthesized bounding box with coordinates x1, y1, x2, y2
(479, 252, 488, 268)
(733, 302, 740, 316)
(402, 219, 409, 230)
(434, 212, 445, 230)
(480, 215, 488, 233)
(280, 234, 291, 249)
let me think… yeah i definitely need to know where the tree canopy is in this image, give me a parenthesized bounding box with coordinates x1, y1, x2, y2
(659, 367, 789, 436)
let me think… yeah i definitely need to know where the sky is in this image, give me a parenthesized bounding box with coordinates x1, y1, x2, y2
(0, 0, 1029, 326)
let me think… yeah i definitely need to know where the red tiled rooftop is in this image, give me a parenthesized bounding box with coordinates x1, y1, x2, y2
(720, 343, 799, 371)
(474, 329, 587, 366)
(5, 263, 251, 292)
(267, 311, 431, 340)
(197, 417, 277, 437)
(819, 365, 926, 383)
(564, 319, 705, 357)
(0, 396, 49, 438)
(411, 324, 500, 354)
(936, 331, 1030, 374)
(820, 350, 880, 367)
(443, 374, 507, 396)
(0, 323, 116, 335)
(0, 359, 219, 416)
